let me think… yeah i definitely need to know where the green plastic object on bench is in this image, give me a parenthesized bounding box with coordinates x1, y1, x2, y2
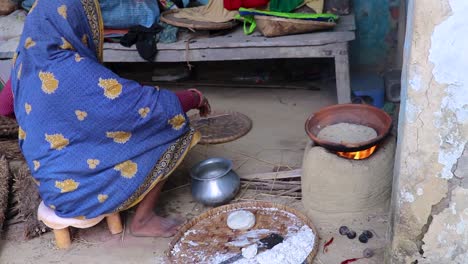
(237, 8, 339, 35)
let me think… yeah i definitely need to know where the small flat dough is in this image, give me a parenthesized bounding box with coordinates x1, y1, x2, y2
(227, 210, 256, 230)
(242, 244, 258, 259)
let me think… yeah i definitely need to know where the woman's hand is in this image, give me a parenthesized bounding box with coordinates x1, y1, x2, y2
(189, 89, 211, 117)
(198, 95, 211, 117)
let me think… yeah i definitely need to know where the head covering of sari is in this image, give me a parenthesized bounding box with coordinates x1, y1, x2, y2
(11, 0, 194, 219)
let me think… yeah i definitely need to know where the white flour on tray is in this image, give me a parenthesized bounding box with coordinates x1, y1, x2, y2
(169, 208, 314, 264)
(214, 225, 315, 264)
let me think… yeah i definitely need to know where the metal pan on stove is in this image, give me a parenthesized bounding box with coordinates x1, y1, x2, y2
(305, 104, 393, 152)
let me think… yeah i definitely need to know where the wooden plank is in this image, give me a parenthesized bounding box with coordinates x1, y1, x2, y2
(242, 180, 301, 185)
(158, 81, 321, 90)
(240, 169, 302, 180)
(1, 14, 355, 60)
(0, 38, 19, 59)
(104, 15, 355, 52)
(0, 52, 14, 60)
(334, 43, 351, 104)
(240, 183, 299, 191)
(334, 14, 356, 31)
(104, 30, 355, 51)
(104, 43, 347, 62)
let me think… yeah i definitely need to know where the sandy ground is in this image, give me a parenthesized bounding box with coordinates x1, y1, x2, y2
(0, 86, 389, 264)
(0, 188, 388, 264)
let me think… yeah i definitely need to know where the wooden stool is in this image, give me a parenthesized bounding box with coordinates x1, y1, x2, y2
(38, 202, 123, 249)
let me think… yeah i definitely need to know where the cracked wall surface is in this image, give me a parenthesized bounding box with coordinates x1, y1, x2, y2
(388, 0, 468, 263)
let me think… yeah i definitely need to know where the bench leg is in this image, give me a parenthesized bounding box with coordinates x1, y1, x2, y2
(106, 213, 123, 235)
(335, 46, 351, 104)
(54, 228, 71, 249)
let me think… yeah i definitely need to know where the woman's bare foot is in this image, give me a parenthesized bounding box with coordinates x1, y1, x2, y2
(130, 213, 184, 237)
(130, 179, 186, 237)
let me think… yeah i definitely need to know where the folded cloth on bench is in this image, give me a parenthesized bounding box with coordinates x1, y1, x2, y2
(304, 0, 324, 14)
(174, 0, 238, 23)
(120, 24, 163, 61)
(223, 0, 269, 11)
(269, 0, 303, 13)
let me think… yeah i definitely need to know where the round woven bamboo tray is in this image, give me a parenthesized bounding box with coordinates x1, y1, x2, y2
(166, 201, 319, 263)
(161, 9, 238, 31)
(189, 111, 252, 144)
(254, 16, 336, 37)
(0, 116, 18, 138)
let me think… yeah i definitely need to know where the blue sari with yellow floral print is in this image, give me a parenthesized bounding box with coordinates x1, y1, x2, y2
(11, 0, 195, 219)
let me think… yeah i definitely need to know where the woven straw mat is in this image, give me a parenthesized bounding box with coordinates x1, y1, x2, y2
(189, 111, 252, 144)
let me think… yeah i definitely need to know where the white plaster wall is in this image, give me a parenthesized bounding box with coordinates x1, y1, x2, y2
(389, 0, 468, 263)
(429, 0, 468, 180)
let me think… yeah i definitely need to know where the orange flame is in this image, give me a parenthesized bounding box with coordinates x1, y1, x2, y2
(336, 145, 378, 160)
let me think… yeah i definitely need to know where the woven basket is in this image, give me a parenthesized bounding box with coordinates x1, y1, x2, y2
(11, 163, 49, 239)
(254, 16, 336, 37)
(0, 156, 9, 233)
(161, 9, 238, 31)
(0, 116, 19, 138)
(0, 139, 23, 161)
(166, 201, 319, 263)
(0, 0, 17, 16)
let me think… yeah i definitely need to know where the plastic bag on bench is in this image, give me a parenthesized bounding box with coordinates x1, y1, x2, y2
(21, 0, 35, 11)
(99, 0, 160, 29)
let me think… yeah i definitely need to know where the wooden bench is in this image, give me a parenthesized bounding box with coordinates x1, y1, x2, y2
(104, 15, 355, 103)
(0, 15, 355, 103)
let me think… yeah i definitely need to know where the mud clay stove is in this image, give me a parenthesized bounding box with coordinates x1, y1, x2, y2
(301, 104, 395, 219)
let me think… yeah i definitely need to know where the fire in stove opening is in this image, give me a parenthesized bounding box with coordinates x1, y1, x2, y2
(336, 145, 378, 160)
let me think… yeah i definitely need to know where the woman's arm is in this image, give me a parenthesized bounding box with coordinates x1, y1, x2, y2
(0, 79, 14, 117)
(175, 89, 211, 116)
(0, 81, 210, 118)
(175, 90, 200, 113)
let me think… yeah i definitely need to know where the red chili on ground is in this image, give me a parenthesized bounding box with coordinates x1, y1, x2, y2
(341, 257, 363, 264)
(322, 237, 334, 253)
